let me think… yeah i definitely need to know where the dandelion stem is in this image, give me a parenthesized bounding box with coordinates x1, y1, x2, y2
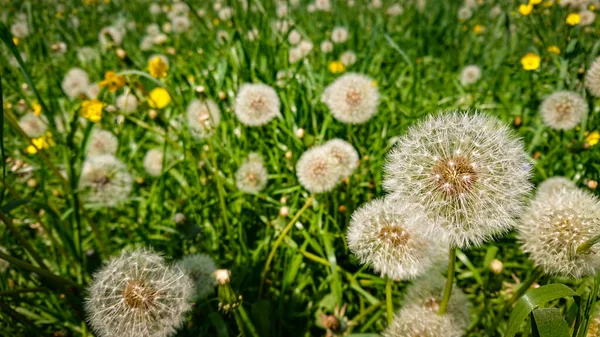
(260, 197, 313, 297)
(237, 305, 260, 337)
(496, 267, 543, 324)
(576, 232, 600, 254)
(438, 246, 456, 316)
(385, 276, 394, 324)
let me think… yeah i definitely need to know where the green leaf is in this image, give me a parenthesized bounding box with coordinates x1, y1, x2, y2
(506, 284, 580, 337)
(531, 308, 570, 337)
(207, 312, 229, 337)
(1, 199, 30, 214)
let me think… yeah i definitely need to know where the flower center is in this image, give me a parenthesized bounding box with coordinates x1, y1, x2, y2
(432, 156, 477, 196)
(378, 224, 410, 246)
(250, 96, 266, 111)
(555, 102, 573, 119)
(123, 280, 158, 310)
(92, 175, 111, 189)
(345, 88, 362, 105)
(423, 297, 441, 312)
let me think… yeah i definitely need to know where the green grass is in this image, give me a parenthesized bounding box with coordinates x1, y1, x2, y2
(1, 0, 600, 336)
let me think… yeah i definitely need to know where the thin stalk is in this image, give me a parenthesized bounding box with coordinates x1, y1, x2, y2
(386, 277, 394, 324)
(260, 197, 313, 296)
(438, 247, 456, 315)
(208, 139, 230, 237)
(238, 305, 260, 337)
(496, 268, 544, 323)
(0, 210, 47, 269)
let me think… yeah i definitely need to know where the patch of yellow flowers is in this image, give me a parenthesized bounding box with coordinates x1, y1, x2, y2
(148, 56, 168, 78)
(81, 99, 104, 122)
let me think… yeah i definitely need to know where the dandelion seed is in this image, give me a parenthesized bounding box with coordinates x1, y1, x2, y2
(537, 176, 577, 196)
(116, 93, 139, 114)
(296, 146, 341, 194)
(62, 68, 90, 98)
(86, 248, 193, 337)
(340, 51, 357, 67)
(98, 26, 123, 47)
(579, 10, 596, 25)
(171, 16, 191, 33)
(384, 112, 532, 248)
(586, 57, 600, 97)
(331, 27, 349, 44)
(88, 129, 118, 156)
(10, 21, 29, 38)
(288, 30, 302, 45)
(143, 149, 165, 177)
(539, 91, 588, 130)
(235, 153, 268, 194)
(218, 7, 233, 21)
(79, 154, 133, 206)
(320, 40, 333, 53)
(234, 83, 281, 126)
(386, 4, 404, 16)
(323, 138, 358, 178)
(18, 112, 47, 138)
(347, 199, 446, 280)
(322, 73, 379, 124)
(459, 65, 482, 86)
(178, 254, 218, 300)
(457, 6, 472, 20)
(518, 188, 600, 277)
(186, 99, 221, 139)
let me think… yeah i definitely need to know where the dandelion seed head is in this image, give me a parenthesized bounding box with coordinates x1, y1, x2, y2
(143, 149, 164, 177)
(186, 99, 221, 139)
(296, 146, 342, 193)
(340, 50, 357, 67)
(387, 4, 404, 16)
(459, 65, 481, 86)
(540, 91, 588, 130)
(171, 16, 191, 33)
(580, 10, 596, 25)
(457, 6, 472, 20)
(320, 40, 333, 53)
(323, 138, 359, 178)
(288, 30, 301, 45)
(331, 27, 349, 44)
(518, 188, 600, 278)
(384, 112, 532, 248)
(18, 112, 47, 138)
(79, 154, 133, 207)
(86, 248, 193, 337)
(62, 68, 90, 99)
(98, 26, 123, 47)
(10, 21, 29, 38)
(88, 129, 118, 156)
(116, 93, 139, 114)
(234, 83, 281, 126)
(178, 254, 217, 300)
(537, 176, 577, 197)
(235, 153, 268, 194)
(586, 57, 600, 97)
(322, 73, 379, 124)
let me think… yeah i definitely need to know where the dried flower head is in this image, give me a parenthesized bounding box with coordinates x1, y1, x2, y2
(296, 146, 342, 194)
(459, 65, 481, 86)
(235, 153, 268, 194)
(88, 129, 118, 156)
(518, 188, 600, 277)
(62, 68, 90, 99)
(322, 73, 379, 124)
(18, 112, 47, 138)
(539, 91, 588, 130)
(143, 149, 164, 177)
(86, 249, 193, 337)
(331, 27, 349, 44)
(186, 99, 221, 139)
(234, 83, 281, 126)
(323, 138, 359, 178)
(347, 199, 446, 280)
(178, 253, 217, 300)
(384, 112, 532, 248)
(536, 176, 577, 196)
(116, 93, 139, 114)
(586, 57, 600, 97)
(79, 154, 133, 207)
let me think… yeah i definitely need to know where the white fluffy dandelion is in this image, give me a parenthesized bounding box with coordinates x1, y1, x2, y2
(387, 4, 404, 16)
(384, 112, 532, 248)
(518, 188, 600, 278)
(296, 146, 341, 193)
(234, 83, 281, 126)
(536, 176, 577, 196)
(235, 153, 268, 194)
(98, 26, 123, 47)
(459, 65, 481, 86)
(18, 112, 47, 138)
(331, 27, 349, 44)
(340, 50, 357, 67)
(116, 93, 139, 114)
(320, 40, 333, 53)
(186, 99, 221, 139)
(86, 249, 193, 337)
(178, 254, 218, 300)
(580, 10, 596, 26)
(10, 21, 30, 38)
(171, 16, 191, 34)
(586, 57, 600, 97)
(288, 30, 302, 45)
(539, 91, 588, 130)
(62, 68, 90, 99)
(347, 199, 446, 280)
(323, 138, 359, 178)
(86, 83, 101, 99)
(322, 73, 379, 124)
(79, 154, 133, 207)
(457, 6, 472, 20)
(88, 129, 118, 156)
(143, 149, 165, 177)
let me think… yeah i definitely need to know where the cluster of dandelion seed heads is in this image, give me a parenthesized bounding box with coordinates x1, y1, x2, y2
(62, 67, 90, 99)
(384, 112, 532, 248)
(539, 91, 588, 130)
(296, 146, 342, 194)
(186, 99, 221, 139)
(347, 199, 445, 280)
(18, 112, 48, 138)
(79, 154, 133, 207)
(143, 149, 164, 177)
(235, 153, 268, 194)
(116, 93, 139, 114)
(323, 138, 359, 178)
(586, 57, 600, 97)
(536, 176, 577, 197)
(517, 188, 600, 278)
(177, 253, 218, 300)
(234, 83, 281, 126)
(322, 73, 379, 124)
(403, 274, 470, 319)
(88, 129, 118, 156)
(86, 249, 193, 337)
(459, 65, 481, 86)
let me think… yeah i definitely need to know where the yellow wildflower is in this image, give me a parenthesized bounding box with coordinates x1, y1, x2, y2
(12, 37, 18, 45)
(32, 103, 42, 116)
(590, 5, 596, 11)
(187, 75, 195, 84)
(26, 132, 55, 154)
(566, 13, 581, 25)
(521, 52, 541, 71)
(147, 88, 171, 109)
(519, 4, 533, 16)
(213, 18, 220, 26)
(543, 0, 553, 7)
(81, 99, 103, 122)
(329, 61, 345, 74)
(473, 25, 484, 34)
(529, 0, 542, 4)
(99, 71, 126, 92)
(148, 56, 168, 78)
(547, 45, 560, 55)
(587, 131, 600, 146)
